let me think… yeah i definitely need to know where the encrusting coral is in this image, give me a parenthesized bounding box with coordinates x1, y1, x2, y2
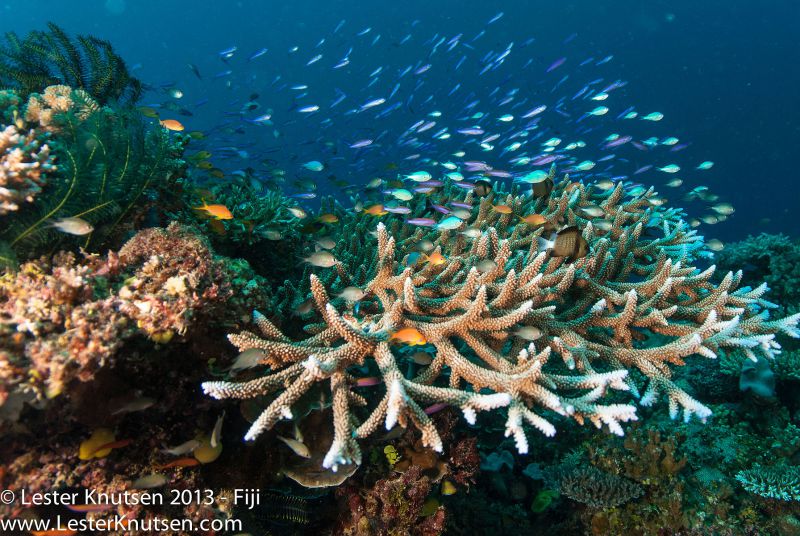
(0, 222, 267, 407)
(202, 166, 800, 474)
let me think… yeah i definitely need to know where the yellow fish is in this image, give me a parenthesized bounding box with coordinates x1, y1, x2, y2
(277, 435, 311, 458)
(138, 106, 159, 118)
(364, 204, 388, 216)
(190, 150, 212, 160)
(317, 213, 339, 223)
(421, 252, 447, 266)
(194, 202, 233, 220)
(79, 428, 116, 460)
(519, 213, 547, 226)
(384, 445, 401, 466)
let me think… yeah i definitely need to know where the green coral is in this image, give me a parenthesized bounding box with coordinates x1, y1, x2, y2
(530, 488, 559, 513)
(0, 23, 142, 105)
(183, 176, 301, 246)
(772, 344, 800, 381)
(554, 465, 643, 509)
(716, 233, 800, 316)
(736, 465, 800, 501)
(715, 234, 800, 381)
(0, 89, 22, 122)
(176, 175, 311, 282)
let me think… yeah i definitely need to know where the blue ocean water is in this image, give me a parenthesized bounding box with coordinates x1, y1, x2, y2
(2, 0, 797, 240)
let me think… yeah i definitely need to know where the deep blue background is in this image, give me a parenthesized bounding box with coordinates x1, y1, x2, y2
(2, 0, 798, 240)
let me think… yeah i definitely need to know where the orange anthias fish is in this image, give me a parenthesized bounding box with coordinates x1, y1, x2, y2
(159, 119, 185, 131)
(519, 213, 547, 226)
(30, 531, 78, 536)
(194, 202, 234, 220)
(492, 204, 513, 214)
(390, 327, 427, 346)
(363, 204, 388, 216)
(156, 457, 201, 469)
(421, 252, 447, 266)
(317, 213, 339, 223)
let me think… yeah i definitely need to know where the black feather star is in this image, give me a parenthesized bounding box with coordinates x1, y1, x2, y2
(0, 23, 142, 105)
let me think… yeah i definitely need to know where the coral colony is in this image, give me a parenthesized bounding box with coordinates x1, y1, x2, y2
(203, 167, 800, 472)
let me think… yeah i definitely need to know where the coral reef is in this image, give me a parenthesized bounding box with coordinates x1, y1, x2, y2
(24, 84, 101, 131)
(716, 234, 800, 405)
(177, 175, 303, 280)
(335, 465, 446, 535)
(0, 222, 267, 407)
(0, 84, 187, 267)
(1, 28, 799, 535)
(737, 465, 800, 501)
(187, 178, 300, 246)
(203, 168, 800, 476)
(716, 233, 800, 315)
(553, 465, 643, 509)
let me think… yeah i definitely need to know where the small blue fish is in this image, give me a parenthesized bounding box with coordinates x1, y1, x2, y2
(302, 160, 324, 171)
(436, 216, 464, 231)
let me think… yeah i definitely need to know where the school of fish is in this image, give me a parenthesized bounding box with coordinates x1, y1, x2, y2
(142, 11, 731, 250)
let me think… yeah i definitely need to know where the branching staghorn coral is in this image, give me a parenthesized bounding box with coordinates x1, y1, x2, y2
(736, 465, 800, 501)
(203, 168, 800, 472)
